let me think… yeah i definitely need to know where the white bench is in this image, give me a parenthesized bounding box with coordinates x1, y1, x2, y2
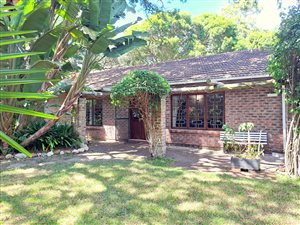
(220, 131, 268, 146)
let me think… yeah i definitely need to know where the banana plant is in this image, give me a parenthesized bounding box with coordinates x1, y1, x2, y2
(0, 6, 58, 156)
(20, 0, 148, 147)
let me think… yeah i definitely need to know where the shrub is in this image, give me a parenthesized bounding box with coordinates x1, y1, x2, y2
(13, 121, 82, 152)
(222, 122, 264, 159)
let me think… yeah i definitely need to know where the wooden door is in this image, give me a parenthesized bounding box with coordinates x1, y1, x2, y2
(129, 108, 146, 140)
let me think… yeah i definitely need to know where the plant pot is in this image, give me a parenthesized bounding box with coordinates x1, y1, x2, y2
(231, 156, 260, 171)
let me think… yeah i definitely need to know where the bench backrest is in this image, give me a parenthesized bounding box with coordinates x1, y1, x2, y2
(220, 131, 268, 145)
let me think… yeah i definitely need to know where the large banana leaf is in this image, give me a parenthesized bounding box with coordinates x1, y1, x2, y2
(0, 5, 58, 155)
(30, 27, 61, 52)
(0, 104, 58, 119)
(99, 0, 112, 29)
(63, 44, 80, 59)
(0, 37, 33, 46)
(105, 38, 147, 58)
(0, 30, 37, 38)
(0, 68, 48, 76)
(0, 52, 45, 60)
(89, 26, 114, 54)
(0, 92, 56, 99)
(0, 78, 59, 86)
(22, 60, 59, 92)
(0, 131, 32, 157)
(20, 4, 50, 32)
(0, 11, 20, 17)
(0, 6, 18, 11)
(56, 0, 80, 22)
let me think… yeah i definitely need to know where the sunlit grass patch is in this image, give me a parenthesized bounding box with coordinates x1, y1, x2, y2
(0, 159, 299, 225)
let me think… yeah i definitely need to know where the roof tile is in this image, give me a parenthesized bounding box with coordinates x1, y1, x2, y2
(87, 49, 269, 90)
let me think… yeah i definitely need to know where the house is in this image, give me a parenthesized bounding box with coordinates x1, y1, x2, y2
(75, 50, 285, 152)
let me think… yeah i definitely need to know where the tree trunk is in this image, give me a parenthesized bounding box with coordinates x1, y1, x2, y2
(285, 113, 300, 177)
(20, 52, 95, 147)
(21, 93, 80, 147)
(143, 96, 166, 158)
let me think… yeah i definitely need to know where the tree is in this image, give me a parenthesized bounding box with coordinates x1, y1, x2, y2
(221, 0, 259, 36)
(268, 3, 300, 177)
(111, 70, 170, 157)
(221, 0, 275, 50)
(19, 0, 148, 147)
(0, 5, 58, 156)
(1, 0, 152, 149)
(192, 13, 238, 54)
(119, 11, 196, 66)
(117, 8, 274, 67)
(234, 30, 275, 50)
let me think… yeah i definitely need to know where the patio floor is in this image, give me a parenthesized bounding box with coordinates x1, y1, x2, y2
(1, 141, 284, 180)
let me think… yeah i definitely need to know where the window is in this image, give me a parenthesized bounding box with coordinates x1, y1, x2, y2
(171, 92, 224, 129)
(189, 94, 205, 128)
(86, 99, 102, 126)
(172, 95, 187, 128)
(207, 93, 224, 129)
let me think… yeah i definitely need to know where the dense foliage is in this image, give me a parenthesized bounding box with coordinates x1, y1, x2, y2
(268, 5, 300, 110)
(222, 123, 264, 160)
(268, 2, 300, 177)
(111, 70, 170, 106)
(116, 0, 275, 66)
(0, 5, 61, 157)
(12, 121, 81, 153)
(0, 0, 152, 150)
(111, 70, 170, 157)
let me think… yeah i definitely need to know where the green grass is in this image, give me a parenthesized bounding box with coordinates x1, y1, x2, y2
(1, 158, 299, 225)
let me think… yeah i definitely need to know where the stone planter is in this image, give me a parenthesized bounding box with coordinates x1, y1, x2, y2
(231, 156, 260, 171)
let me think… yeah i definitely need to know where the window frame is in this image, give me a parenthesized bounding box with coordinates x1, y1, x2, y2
(171, 92, 225, 130)
(86, 98, 103, 127)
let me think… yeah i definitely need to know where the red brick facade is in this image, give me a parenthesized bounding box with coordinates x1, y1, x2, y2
(224, 87, 283, 152)
(86, 96, 129, 141)
(165, 86, 283, 152)
(81, 86, 283, 152)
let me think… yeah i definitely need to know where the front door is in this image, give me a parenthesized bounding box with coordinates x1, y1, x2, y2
(129, 108, 146, 140)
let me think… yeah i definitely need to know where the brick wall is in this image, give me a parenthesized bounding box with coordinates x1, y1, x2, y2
(115, 105, 129, 140)
(166, 86, 283, 152)
(225, 87, 283, 152)
(86, 96, 115, 141)
(76, 98, 86, 141)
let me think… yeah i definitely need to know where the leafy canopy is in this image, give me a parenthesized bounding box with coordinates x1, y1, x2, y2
(268, 3, 300, 113)
(116, 8, 275, 66)
(110, 70, 170, 106)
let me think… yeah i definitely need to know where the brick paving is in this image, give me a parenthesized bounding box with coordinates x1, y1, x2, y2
(1, 141, 283, 180)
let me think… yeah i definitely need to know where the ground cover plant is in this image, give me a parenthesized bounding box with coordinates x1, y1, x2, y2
(1, 158, 299, 225)
(12, 121, 81, 153)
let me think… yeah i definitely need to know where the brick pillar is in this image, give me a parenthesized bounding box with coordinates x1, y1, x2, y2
(76, 98, 87, 142)
(160, 96, 167, 155)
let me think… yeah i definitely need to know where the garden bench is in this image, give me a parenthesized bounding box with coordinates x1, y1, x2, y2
(220, 131, 268, 146)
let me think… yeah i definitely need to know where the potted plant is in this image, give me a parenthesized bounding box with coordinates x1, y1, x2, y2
(222, 123, 264, 171)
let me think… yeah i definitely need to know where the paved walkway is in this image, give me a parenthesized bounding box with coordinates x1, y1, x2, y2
(0, 142, 284, 180)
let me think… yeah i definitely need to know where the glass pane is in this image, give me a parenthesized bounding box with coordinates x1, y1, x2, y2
(189, 95, 205, 128)
(94, 99, 102, 126)
(86, 100, 92, 126)
(207, 93, 224, 129)
(172, 95, 187, 128)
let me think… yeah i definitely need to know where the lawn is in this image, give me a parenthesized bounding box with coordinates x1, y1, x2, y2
(1, 158, 299, 225)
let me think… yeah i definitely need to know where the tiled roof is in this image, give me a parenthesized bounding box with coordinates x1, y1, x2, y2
(87, 49, 270, 90)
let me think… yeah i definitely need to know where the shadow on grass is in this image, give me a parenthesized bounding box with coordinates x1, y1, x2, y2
(1, 159, 299, 225)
